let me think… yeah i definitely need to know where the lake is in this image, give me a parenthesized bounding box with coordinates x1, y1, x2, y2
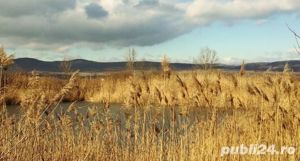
(5, 102, 234, 133)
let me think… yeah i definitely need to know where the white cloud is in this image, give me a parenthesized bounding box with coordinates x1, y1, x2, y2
(220, 57, 244, 65)
(186, 0, 300, 23)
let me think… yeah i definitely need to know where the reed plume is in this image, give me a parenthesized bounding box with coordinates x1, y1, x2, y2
(161, 55, 171, 79)
(52, 70, 79, 102)
(0, 47, 14, 68)
(239, 60, 246, 76)
(283, 62, 292, 73)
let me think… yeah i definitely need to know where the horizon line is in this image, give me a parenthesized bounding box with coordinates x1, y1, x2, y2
(14, 57, 300, 65)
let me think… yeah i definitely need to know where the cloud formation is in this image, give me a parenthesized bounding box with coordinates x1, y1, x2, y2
(187, 0, 300, 22)
(0, 0, 76, 17)
(0, 0, 191, 50)
(0, 0, 300, 53)
(85, 3, 108, 19)
(137, 0, 159, 7)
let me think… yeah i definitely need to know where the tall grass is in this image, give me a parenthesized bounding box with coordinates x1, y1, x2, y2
(0, 49, 300, 160)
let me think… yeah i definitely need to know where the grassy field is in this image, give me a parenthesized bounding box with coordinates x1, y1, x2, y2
(1, 50, 300, 160)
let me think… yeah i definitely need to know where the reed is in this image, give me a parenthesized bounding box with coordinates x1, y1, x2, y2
(0, 49, 300, 160)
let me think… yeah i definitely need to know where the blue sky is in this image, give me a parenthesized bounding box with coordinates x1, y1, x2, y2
(0, 0, 300, 64)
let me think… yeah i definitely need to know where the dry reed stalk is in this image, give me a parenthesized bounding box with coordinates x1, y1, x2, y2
(175, 75, 189, 96)
(0, 47, 14, 68)
(239, 60, 246, 76)
(0, 47, 13, 112)
(283, 62, 292, 73)
(154, 87, 162, 104)
(51, 70, 79, 103)
(161, 55, 171, 79)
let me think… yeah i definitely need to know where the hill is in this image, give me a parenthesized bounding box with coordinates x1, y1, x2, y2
(10, 58, 300, 73)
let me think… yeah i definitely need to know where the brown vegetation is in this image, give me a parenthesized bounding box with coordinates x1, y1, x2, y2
(4, 69, 299, 109)
(0, 47, 300, 160)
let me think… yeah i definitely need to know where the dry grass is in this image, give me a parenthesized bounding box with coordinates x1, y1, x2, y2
(0, 48, 300, 160)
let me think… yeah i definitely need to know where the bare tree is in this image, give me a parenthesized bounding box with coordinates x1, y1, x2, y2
(60, 56, 72, 76)
(195, 47, 218, 70)
(287, 25, 300, 55)
(126, 48, 137, 72)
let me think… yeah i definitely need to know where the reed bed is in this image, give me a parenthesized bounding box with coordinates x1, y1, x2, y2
(0, 70, 298, 160)
(4, 70, 300, 109)
(0, 48, 300, 160)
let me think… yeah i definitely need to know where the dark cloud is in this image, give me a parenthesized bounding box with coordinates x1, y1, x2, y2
(85, 3, 108, 19)
(0, 1, 191, 50)
(138, 0, 159, 6)
(0, 11, 193, 48)
(0, 0, 76, 17)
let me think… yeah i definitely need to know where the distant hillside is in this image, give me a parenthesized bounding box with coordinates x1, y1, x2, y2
(10, 58, 300, 73)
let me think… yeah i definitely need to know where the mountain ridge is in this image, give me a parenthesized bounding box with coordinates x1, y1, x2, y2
(10, 58, 300, 72)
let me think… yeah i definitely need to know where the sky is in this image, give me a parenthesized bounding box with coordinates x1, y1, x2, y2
(0, 0, 300, 64)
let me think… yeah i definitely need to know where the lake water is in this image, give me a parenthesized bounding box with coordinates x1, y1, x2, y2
(6, 102, 119, 117)
(5, 102, 234, 131)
